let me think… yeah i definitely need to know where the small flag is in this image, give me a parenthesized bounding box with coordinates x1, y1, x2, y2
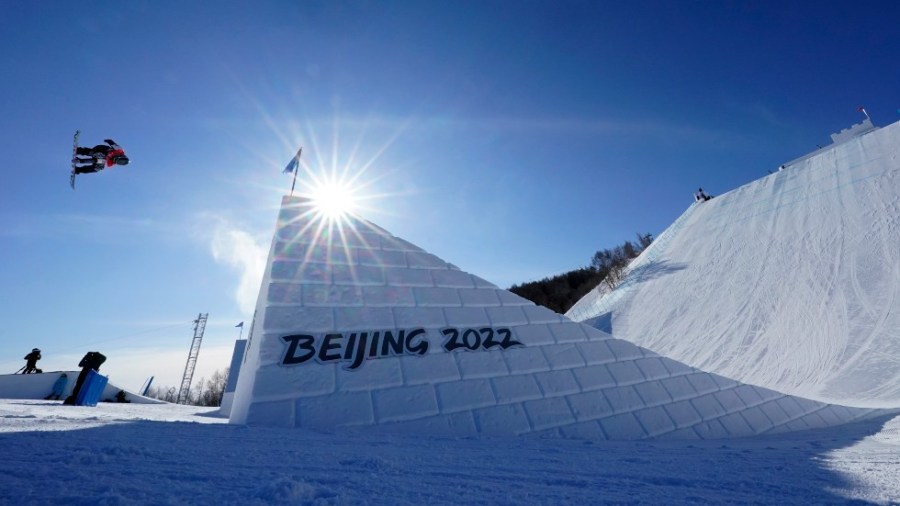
(283, 147, 302, 174)
(235, 322, 244, 328)
(857, 106, 870, 119)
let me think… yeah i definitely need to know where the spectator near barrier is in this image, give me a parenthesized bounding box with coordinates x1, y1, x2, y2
(63, 352, 106, 405)
(22, 348, 41, 374)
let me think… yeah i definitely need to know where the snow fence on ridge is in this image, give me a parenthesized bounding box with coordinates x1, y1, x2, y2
(227, 196, 893, 439)
(567, 119, 900, 407)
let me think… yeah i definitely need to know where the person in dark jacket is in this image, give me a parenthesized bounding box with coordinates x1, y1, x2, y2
(63, 351, 107, 405)
(22, 348, 41, 374)
(73, 139, 130, 175)
(694, 187, 712, 202)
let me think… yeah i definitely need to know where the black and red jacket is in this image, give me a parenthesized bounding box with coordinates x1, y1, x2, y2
(100, 139, 126, 168)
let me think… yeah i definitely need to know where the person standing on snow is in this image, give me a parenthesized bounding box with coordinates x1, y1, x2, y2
(73, 138, 130, 175)
(22, 348, 41, 374)
(63, 351, 106, 405)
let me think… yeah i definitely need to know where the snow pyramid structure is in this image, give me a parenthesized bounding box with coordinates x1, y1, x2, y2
(568, 119, 900, 407)
(228, 196, 893, 439)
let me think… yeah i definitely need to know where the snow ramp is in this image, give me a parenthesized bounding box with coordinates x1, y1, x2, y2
(228, 196, 893, 439)
(0, 371, 164, 404)
(568, 119, 900, 407)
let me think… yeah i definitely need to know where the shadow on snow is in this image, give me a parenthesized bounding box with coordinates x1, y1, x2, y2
(0, 412, 894, 504)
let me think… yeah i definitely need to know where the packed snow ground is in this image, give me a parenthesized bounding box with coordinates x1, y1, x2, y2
(1, 400, 899, 505)
(568, 120, 900, 407)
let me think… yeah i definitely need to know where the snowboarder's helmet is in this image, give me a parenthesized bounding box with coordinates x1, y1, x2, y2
(115, 156, 130, 166)
(32, 348, 40, 352)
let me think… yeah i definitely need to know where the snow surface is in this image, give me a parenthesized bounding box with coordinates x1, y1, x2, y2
(568, 119, 900, 407)
(1, 399, 899, 504)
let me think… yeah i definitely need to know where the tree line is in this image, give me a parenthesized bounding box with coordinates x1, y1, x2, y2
(145, 368, 229, 407)
(509, 233, 653, 314)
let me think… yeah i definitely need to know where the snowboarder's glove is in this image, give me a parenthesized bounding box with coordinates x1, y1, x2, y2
(104, 139, 116, 145)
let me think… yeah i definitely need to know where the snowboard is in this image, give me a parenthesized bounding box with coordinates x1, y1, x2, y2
(70, 130, 80, 189)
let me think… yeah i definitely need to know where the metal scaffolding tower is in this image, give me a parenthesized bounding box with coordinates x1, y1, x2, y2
(176, 313, 208, 405)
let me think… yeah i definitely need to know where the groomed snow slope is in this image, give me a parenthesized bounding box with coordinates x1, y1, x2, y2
(229, 197, 893, 439)
(568, 119, 900, 407)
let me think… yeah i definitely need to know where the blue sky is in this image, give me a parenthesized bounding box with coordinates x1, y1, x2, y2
(2, 1, 898, 390)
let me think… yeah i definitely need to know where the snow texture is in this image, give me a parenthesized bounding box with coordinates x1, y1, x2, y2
(228, 197, 893, 438)
(568, 119, 900, 407)
(1, 400, 899, 504)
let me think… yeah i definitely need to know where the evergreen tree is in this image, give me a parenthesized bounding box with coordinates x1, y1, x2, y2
(511, 233, 654, 313)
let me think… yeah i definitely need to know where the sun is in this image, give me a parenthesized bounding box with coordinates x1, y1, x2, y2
(309, 181, 358, 219)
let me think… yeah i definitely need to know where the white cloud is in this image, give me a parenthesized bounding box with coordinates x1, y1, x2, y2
(208, 219, 268, 314)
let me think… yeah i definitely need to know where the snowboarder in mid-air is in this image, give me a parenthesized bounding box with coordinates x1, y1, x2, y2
(70, 133, 130, 188)
(73, 138, 129, 174)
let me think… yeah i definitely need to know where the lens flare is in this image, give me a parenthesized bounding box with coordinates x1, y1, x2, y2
(310, 181, 358, 219)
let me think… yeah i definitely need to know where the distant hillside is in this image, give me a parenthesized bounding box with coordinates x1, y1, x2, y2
(509, 234, 652, 314)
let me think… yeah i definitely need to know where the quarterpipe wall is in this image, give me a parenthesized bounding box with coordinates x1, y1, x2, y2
(567, 120, 900, 406)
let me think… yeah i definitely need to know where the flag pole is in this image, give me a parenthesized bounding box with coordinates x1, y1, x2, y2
(290, 147, 302, 197)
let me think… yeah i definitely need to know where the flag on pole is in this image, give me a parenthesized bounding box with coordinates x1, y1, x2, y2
(857, 106, 870, 120)
(235, 322, 244, 328)
(283, 148, 303, 174)
(284, 147, 303, 196)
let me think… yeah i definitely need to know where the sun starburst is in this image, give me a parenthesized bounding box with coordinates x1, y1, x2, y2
(309, 179, 358, 220)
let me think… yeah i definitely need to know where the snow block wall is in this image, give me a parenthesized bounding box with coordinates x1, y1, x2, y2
(567, 119, 900, 407)
(228, 196, 891, 439)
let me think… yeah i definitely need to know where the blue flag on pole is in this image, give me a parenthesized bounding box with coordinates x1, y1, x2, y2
(235, 322, 244, 328)
(283, 148, 302, 174)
